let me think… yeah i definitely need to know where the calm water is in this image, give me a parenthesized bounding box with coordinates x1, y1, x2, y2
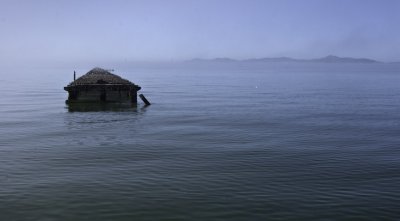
(1, 62, 400, 220)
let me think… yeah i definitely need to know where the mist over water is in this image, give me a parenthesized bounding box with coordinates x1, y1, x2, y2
(1, 62, 400, 220)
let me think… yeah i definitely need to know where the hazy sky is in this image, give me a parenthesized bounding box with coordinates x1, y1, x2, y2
(1, 0, 399, 65)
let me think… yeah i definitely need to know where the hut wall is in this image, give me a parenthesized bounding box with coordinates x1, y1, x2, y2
(105, 90, 130, 101)
(73, 89, 132, 102)
(75, 90, 101, 101)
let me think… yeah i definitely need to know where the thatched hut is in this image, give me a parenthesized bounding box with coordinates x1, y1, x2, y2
(64, 68, 141, 103)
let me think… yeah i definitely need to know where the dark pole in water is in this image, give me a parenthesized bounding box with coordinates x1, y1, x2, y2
(139, 94, 151, 105)
(74, 71, 76, 81)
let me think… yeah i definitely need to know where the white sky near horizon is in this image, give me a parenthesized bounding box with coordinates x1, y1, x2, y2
(0, 0, 400, 66)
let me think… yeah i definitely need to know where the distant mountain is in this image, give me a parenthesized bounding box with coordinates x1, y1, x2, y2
(243, 57, 302, 62)
(310, 55, 379, 63)
(213, 57, 237, 62)
(187, 55, 381, 63)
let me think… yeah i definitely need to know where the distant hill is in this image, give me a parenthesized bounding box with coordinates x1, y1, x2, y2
(187, 55, 381, 63)
(310, 55, 379, 63)
(244, 57, 302, 62)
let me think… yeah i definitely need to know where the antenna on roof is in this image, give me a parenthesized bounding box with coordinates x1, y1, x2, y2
(74, 71, 76, 81)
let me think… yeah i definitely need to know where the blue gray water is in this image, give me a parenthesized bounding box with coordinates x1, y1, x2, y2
(1, 62, 400, 220)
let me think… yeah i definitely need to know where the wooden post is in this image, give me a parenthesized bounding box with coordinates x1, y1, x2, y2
(139, 94, 151, 105)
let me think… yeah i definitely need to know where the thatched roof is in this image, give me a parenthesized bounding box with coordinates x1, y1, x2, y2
(68, 68, 134, 86)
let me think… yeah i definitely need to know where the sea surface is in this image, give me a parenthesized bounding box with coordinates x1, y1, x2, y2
(1, 62, 400, 220)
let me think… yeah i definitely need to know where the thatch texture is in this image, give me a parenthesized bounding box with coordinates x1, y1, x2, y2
(68, 68, 133, 86)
